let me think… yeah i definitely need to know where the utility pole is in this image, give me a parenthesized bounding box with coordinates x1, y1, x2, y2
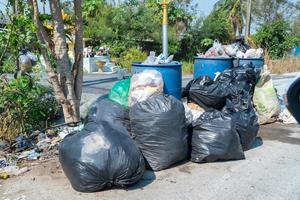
(162, 0, 169, 57)
(245, 0, 252, 38)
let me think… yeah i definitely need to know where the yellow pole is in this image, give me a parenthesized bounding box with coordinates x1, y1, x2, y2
(162, 0, 168, 25)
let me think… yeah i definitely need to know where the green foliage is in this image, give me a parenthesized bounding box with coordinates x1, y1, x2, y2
(119, 48, 147, 70)
(177, 10, 234, 60)
(200, 38, 214, 51)
(252, 20, 299, 59)
(0, 76, 61, 140)
(1, 58, 16, 73)
(0, 1, 39, 72)
(83, 0, 193, 58)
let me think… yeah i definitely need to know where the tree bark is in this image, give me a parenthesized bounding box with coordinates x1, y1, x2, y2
(30, 0, 83, 124)
(245, 0, 252, 38)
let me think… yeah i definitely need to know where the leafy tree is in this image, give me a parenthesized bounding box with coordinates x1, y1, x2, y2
(252, 20, 299, 59)
(213, 0, 245, 36)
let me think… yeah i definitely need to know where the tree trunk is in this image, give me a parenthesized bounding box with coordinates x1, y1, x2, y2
(245, 0, 252, 38)
(30, 0, 83, 124)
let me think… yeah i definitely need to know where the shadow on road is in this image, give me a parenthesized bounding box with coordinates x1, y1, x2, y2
(127, 170, 156, 191)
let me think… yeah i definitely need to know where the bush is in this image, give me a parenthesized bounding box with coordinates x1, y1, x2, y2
(252, 20, 299, 59)
(0, 76, 61, 140)
(119, 48, 147, 70)
(1, 58, 16, 73)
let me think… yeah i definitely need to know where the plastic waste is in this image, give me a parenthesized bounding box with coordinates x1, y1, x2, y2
(59, 121, 145, 193)
(108, 78, 130, 107)
(188, 76, 229, 110)
(183, 100, 204, 125)
(1, 166, 29, 176)
(203, 40, 228, 58)
(85, 99, 130, 133)
(143, 51, 174, 64)
(244, 48, 264, 58)
(191, 110, 245, 163)
(19, 55, 32, 72)
(253, 67, 281, 124)
(278, 108, 298, 124)
(15, 135, 34, 152)
(103, 62, 119, 73)
(129, 70, 164, 107)
(130, 95, 188, 171)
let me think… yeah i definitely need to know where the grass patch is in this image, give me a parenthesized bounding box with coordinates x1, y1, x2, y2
(182, 61, 193, 75)
(266, 57, 300, 74)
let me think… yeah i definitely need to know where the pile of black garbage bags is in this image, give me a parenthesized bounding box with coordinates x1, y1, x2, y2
(185, 64, 260, 163)
(59, 64, 260, 193)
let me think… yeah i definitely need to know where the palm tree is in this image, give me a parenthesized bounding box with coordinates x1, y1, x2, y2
(213, 0, 246, 37)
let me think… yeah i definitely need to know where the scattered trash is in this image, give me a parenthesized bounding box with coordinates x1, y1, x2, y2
(15, 135, 34, 152)
(108, 78, 131, 108)
(0, 139, 8, 150)
(253, 67, 281, 124)
(59, 121, 145, 192)
(58, 124, 84, 140)
(143, 51, 174, 64)
(1, 166, 29, 177)
(129, 70, 164, 107)
(278, 108, 298, 124)
(19, 150, 40, 160)
(130, 95, 188, 171)
(191, 110, 245, 163)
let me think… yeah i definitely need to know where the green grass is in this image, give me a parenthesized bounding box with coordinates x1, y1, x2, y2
(182, 61, 194, 75)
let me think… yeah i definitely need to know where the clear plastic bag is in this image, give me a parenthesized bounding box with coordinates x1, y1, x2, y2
(129, 70, 164, 107)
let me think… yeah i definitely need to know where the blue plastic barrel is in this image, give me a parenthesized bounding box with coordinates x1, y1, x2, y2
(132, 62, 182, 99)
(292, 46, 300, 56)
(235, 58, 264, 69)
(194, 57, 233, 79)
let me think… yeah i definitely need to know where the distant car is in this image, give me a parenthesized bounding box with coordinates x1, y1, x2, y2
(286, 77, 300, 123)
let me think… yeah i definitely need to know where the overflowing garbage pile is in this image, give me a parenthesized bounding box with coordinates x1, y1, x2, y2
(143, 51, 174, 64)
(58, 64, 283, 193)
(198, 39, 264, 59)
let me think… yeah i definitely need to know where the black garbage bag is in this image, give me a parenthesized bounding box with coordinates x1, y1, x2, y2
(231, 64, 260, 94)
(188, 76, 229, 110)
(85, 98, 130, 133)
(59, 121, 145, 193)
(130, 94, 188, 171)
(223, 90, 259, 151)
(191, 110, 245, 163)
(215, 64, 260, 94)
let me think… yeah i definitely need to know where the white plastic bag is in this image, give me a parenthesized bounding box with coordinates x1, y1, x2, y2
(204, 40, 228, 58)
(253, 66, 281, 124)
(129, 70, 164, 107)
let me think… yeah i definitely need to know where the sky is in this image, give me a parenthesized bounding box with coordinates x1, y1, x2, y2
(1, 0, 219, 16)
(0, 0, 298, 17)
